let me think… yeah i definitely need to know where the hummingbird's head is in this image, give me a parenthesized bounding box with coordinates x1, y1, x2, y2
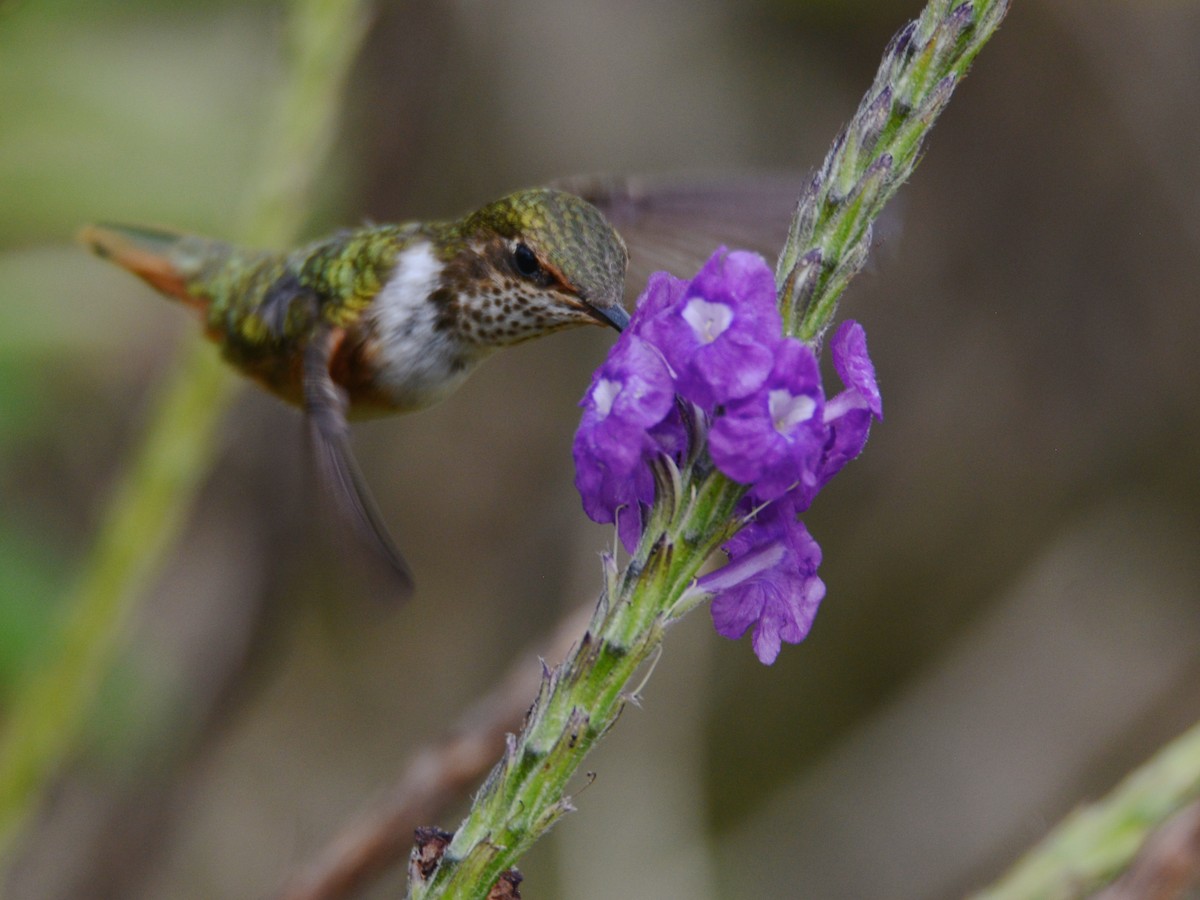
(443, 188, 630, 347)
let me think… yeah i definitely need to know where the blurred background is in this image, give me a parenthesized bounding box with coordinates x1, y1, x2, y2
(3, 0, 1200, 897)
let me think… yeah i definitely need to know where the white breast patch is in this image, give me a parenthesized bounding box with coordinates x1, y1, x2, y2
(368, 241, 486, 411)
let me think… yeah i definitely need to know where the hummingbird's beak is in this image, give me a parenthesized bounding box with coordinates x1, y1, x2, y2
(584, 302, 630, 333)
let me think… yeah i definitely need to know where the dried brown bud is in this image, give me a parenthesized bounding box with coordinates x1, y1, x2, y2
(409, 826, 453, 883)
(487, 868, 524, 900)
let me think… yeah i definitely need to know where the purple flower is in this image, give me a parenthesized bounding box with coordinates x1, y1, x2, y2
(630, 270, 689, 326)
(812, 320, 883, 492)
(702, 498, 826, 665)
(707, 338, 825, 503)
(637, 249, 782, 408)
(573, 334, 677, 551)
(831, 319, 882, 418)
(573, 244, 885, 666)
(706, 320, 882, 512)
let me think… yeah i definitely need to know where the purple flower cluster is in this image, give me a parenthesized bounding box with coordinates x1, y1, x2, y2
(572, 248, 882, 664)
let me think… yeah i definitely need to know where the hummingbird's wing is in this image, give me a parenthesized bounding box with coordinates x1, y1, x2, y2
(552, 173, 805, 301)
(304, 329, 415, 595)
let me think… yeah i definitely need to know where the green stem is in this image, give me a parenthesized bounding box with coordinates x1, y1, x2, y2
(407, 2, 1011, 897)
(971, 720, 1200, 899)
(778, 0, 1011, 342)
(0, 0, 372, 865)
(410, 468, 743, 900)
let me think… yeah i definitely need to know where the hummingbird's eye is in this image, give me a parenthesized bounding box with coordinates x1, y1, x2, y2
(512, 242, 542, 279)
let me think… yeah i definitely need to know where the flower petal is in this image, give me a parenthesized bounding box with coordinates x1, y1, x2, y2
(832, 320, 882, 420)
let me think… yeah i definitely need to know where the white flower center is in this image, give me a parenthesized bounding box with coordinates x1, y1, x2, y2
(769, 390, 816, 436)
(593, 378, 621, 418)
(682, 298, 733, 344)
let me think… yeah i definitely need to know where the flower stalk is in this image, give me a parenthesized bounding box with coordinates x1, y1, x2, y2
(410, 462, 743, 900)
(409, 1, 1010, 897)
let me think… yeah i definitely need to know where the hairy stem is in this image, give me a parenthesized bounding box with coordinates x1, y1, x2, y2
(779, 0, 1011, 341)
(410, 469, 743, 899)
(0, 0, 372, 865)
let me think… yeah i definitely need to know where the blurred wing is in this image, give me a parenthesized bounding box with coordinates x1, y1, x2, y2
(303, 329, 415, 596)
(553, 172, 806, 301)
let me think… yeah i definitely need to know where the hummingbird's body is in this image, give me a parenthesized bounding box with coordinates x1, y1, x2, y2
(135, 221, 478, 415)
(84, 189, 630, 416)
(82, 188, 632, 588)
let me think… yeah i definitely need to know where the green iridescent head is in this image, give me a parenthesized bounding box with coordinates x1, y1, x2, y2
(457, 188, 630, 335)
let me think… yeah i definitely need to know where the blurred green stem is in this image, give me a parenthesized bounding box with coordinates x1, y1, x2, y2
(0, 0, 371, 865)
(972, 720, 1200, 899)
(409, 2, 1010, 897)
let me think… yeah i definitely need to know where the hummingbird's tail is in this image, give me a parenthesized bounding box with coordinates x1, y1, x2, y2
(79, 222, 223, 308)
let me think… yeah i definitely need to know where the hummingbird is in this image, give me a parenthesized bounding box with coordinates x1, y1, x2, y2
(80, 178, 799, 591)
